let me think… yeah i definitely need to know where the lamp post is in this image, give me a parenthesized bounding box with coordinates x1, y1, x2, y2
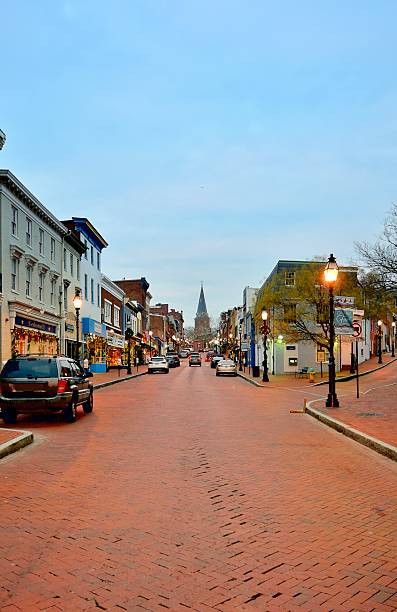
(73, 289, 83, 363)
(377, 320, 383, 364)
(392, 321, 396, 358)
(238, 324, 243, 371)
(261, 309, 269, 382)
(125, 328, 133, 375)
(324, 254, 339, 407)
(149, 330, 153, 358)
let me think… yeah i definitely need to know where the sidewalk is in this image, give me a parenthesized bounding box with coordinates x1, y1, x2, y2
(0, 367, 148, 460)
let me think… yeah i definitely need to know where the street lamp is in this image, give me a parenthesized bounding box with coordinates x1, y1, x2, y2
(392, 321, 396, 358)
(149, 330, 153, 357)
(261, 309, 269, 382)
(73, 289, 83, 363)
(324, 253, 339, 407)
(238, 323, 243, 371)
(125, 328, 133, 374)
(377, 320, 383, 364)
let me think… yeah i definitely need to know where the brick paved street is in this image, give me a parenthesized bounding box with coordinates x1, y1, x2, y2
(1, 361, 397, 611)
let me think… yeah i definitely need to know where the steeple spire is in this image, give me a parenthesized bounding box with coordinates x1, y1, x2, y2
(196, 283, 208, 317)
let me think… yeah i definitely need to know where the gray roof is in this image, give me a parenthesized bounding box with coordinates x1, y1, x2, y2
(196, 284, 208, 317)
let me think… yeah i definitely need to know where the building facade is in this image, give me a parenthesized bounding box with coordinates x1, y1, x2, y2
(101, 274, 125, 368)
(194, 284, 211, 349)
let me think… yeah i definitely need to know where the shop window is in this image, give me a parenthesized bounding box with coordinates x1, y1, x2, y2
(39, 228, 45, 255)
(26, 217, 32, 247)
(11, 258, 19, 291)
(285, 271, 295, 287)
(51, 237, 55, 262)
(26, 265, 32, 297)
(11, 206, 18, 236)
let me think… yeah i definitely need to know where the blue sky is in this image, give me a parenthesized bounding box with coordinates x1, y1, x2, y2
(1, 1, 397, 325)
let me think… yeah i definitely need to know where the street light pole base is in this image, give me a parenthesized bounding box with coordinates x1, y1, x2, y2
(326, 394, 339, 408)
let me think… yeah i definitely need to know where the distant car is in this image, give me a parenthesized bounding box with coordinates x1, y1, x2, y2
(0, 355, 94, 423)
(179, 350, 189, 358)
(211, 355, 224, 369)
(216, 359, 238, 376)
(189, 353, 202, 367)
(205, 351, 215, 362)
(148, 356, 169, 374)
(165, 354, 180, 368)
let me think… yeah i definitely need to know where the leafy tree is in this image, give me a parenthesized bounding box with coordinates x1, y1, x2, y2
(254, 262, 361, 350)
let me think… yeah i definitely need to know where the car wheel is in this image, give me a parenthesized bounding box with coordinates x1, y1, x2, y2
(2, 408, 17, 424)
(83, 391, 93, 413)
(64, 397, 77, 423)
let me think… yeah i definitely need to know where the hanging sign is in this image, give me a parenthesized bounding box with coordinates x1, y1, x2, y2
(334, 308, 354, 335)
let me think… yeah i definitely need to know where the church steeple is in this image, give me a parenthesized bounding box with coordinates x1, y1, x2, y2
(196, 282, 208, 317)
(194, 283, 211, 346)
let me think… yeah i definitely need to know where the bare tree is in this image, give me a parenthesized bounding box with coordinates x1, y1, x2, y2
(355, 204, 397, 290)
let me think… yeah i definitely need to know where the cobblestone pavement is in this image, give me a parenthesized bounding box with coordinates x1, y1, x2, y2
(1, 362, 397, 611)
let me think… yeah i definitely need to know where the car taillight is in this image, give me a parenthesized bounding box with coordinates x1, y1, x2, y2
(57, 379, 68, 394)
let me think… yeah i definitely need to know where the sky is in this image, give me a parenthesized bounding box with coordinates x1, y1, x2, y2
(1, 1, 397, 325)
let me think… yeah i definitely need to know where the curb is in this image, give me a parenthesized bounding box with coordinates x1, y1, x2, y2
(306, 402, 397, 462)
(313, 357, 397, 386)
(93, 371, 147, 391)
(0, 430, 34, 460)
(237, 372, 265, 388)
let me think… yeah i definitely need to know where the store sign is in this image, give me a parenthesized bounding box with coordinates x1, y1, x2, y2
(107, 332, 124, 348)
(65, 323, 75, 333)
(15, 315, 56, 335)
(94, 322, 103, 334)
(334, 308, 354, 335)
(334, 296, 355, 308)
(241, 341, 250, 350)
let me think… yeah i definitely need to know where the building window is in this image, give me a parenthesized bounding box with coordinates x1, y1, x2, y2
(97, 283, 100, 307)
(97, 252, 100, 270)
(39, 272, 45, 302)
(70, 253, 74, 276)
(26, 265, 32, 297)
(90, 245, 94, 265)
(11, 258, 19, 291)
(84, 274, 88, 300)
(39, 228, 44, 255)
(50, 237, 55, 262)
(11, 206, 18, 236)
(63, 248, 67, 270)
(285, 271, 295, 287)
(284, 303, 297, 323)
(114, 305, 120, 328)
(91, 278, 94, 304)
(50, 279, 56, 306)
(84, 239, 88, 259)
(26, 217, 32, 247)
(104, 300, 112, 324)
(64, 284, 68, 312)
(76, 259, 80, 281)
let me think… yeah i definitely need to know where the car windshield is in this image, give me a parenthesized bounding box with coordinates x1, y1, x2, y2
(1, 358, 58, 379)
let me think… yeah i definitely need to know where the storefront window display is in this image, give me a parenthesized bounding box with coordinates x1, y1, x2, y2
(86, 334, 106, 367)
(12, 327, 58, 357)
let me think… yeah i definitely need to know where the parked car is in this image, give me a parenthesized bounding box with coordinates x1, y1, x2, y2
(216, 359, 238, 376)
(148, 356, 169, 374)
(165, 354, 180, 368)
(211, 355, 225, 369)
(0, 355, 94, 423)
(189, 353, 202, 367)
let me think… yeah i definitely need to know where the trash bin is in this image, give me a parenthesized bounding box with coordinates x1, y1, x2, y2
(309, 371, 315, 383)
(252, 365, 260, 378)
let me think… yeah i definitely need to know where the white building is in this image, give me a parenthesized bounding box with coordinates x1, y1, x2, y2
(0, 171, 66, 362)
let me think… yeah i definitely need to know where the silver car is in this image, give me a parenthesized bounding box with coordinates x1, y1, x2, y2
(216, 359, 238, 377)
(148, 356, 169, 374)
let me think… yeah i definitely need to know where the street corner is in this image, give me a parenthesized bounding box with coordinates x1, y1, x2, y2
(0, 428, 34, 460)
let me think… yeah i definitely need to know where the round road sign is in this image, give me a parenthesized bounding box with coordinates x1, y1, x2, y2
(352, 321, 362, 337)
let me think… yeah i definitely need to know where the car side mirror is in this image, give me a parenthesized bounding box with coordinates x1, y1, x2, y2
(85, 371, 93, 378)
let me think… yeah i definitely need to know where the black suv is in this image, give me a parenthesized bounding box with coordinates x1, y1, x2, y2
(0, 355, 94, 424)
